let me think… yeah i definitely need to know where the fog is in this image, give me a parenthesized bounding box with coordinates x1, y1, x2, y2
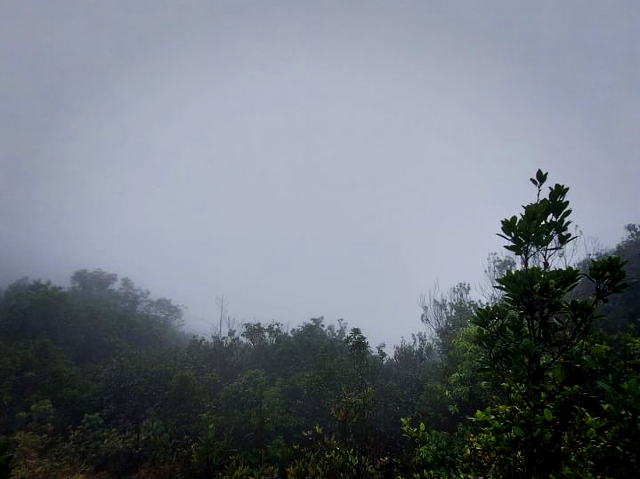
(1, 1, 638, 346)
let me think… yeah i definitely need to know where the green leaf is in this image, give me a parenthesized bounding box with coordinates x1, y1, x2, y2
(544, 408, 553, 422)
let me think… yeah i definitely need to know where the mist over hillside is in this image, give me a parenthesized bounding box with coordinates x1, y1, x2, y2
(2, 1, 639, 347)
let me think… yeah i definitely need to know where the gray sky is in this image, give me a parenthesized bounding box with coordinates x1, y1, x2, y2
(1, 1, 639, 347)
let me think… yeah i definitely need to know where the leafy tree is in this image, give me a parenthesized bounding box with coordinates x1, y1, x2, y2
(0, 279, 68, 344)
(0, 339, 88, 435)
(597, 224, 640, 334)
(288, 425, 386, 479)
(470, 170, 629, 478)
(420, 282, 478, 359)
(70, 269, 118, 294)
(334, 328, 383, 460)
(401, 418, 464, 478)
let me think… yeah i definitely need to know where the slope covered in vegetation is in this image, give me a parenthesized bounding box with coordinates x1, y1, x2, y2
(1, 172, 638, 478)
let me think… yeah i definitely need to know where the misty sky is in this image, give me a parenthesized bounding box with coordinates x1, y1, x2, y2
(1, 1, 639, 347)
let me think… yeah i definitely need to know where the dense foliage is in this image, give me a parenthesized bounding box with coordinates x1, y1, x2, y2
(1, 171, 638, 478)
